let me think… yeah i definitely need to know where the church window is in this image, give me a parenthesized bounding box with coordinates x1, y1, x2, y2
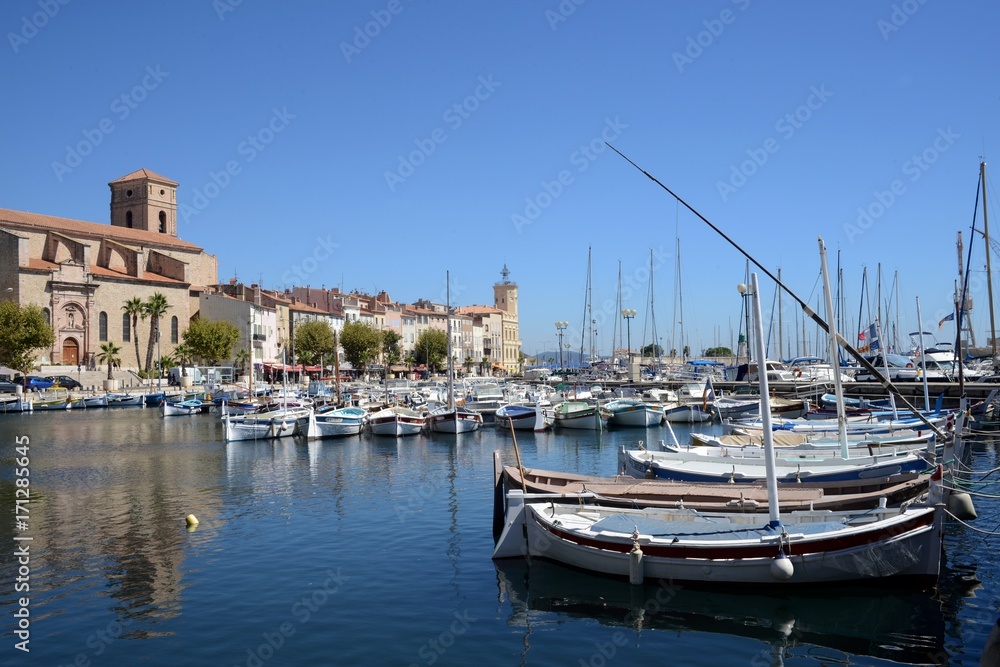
(99, 312, 108, 341)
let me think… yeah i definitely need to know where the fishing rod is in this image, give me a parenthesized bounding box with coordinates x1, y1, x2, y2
(606, 143, 946, 438)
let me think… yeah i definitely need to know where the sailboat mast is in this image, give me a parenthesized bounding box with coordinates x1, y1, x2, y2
(651, 247, 660, 372)
(588, 249, 594, 364)
(446, 270, 454, 410)
(674, 243, 682, 365)
(777, 267, 783, 361)
(819, 238, 850, 459)
(982, 161, 997, 357)
(614, 260, 622, 367)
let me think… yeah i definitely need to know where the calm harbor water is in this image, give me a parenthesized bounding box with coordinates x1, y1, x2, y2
(1, 408, 997, 666)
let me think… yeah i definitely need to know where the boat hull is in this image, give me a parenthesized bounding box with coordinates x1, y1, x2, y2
(428, 408, 483, 434)
(663, 404, 714, 423)
(516, 502, 942, 585)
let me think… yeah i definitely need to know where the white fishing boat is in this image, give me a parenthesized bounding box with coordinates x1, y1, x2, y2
(495, 404, 550, 432)
(107, 393, 143, 407)
(163, 399, 204, 416)
(83, 394, 109, 408)
(369, 405, 425, 437)
(304, 406, 367, 439)
(0, 396, 31, 412)
(492, 484, 943, 585)
(604, 398, 662, 427)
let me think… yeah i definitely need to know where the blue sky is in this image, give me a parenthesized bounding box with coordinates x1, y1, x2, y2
(3, 1, 999, 360)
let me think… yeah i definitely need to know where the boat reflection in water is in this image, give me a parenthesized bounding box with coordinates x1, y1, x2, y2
(494, 558, 948, 665)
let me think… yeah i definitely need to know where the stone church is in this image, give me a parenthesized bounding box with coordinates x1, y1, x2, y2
(0, 169, 218, 370)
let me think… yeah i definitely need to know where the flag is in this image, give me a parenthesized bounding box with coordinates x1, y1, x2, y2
(869, 323, 880, 351)
(938, 312, 955, 330)
(858, 328, 867, 341)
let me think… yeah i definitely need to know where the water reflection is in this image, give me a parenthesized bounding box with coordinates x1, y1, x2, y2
(494, 558, 948, 665)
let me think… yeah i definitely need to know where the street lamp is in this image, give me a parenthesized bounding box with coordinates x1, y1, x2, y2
(555, 321, 568, 370)
(621, 309, 636, 367)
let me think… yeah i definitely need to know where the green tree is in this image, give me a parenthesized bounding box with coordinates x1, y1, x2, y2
(143, 292, 170, 372)
(183, 318, 241, 366)
(641, 343, 663, 357)
(0, 301, 55, 380)
(339, 320, 382, 374)
(294, 320, 338, 365)
(704, 346, 733, 357)
(414, 329, 448, 373)
(382, 329, 402, 368)
(96, 341, 122, 381)
(122, 297, 146, 370)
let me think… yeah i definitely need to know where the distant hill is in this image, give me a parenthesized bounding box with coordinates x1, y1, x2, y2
(527, 350, 587, 367)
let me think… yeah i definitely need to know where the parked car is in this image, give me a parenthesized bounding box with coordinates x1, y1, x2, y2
(45, 375, 83, 389)
(0, 380, 18, 394)
(12, 375, 55, 390)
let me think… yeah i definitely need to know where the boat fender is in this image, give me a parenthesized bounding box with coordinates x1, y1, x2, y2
(793, 367, 802, 378)
(906, 363, 914, 368)
(948, 492, 977, 521)
(629, 530, 644, 585)
(185, 514, 199, 531)
(770, 544, 794, 581)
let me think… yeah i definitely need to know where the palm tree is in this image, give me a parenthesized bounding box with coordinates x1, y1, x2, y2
(122, 297, 145, 371)
(173, 342, 195, 378)
(143, 292, 170, 373)
(233, 348, 250, 379)
(96, 341, 121, 381)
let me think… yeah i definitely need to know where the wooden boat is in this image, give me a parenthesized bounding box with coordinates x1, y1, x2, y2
(604, 399, 662, 427)
(495, 404, 548, 431)
(106, 393, 143, 407)
(494, 453, 930, 513)
(32, 397, 69, 410)
(552, 400, 604, 430)
(163, 399, 204, 416)
(663, 403, 713, 423)
(223, 408, 305, 441)
(689, 429, 937, 451)
(0, 396, 31, 413)
(711, 395, 760, 420)
(428, 406, 483, 433)
(492, 484, 943, 585)
(82, 394, 109, 408)
(369, 405, 425, 436)
(619, 443, 930, 484)
(303, 406, 367, 438)
(144, 392, 166, 407)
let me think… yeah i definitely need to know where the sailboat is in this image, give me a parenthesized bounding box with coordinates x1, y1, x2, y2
(428, 271, 483, 434)
(492, 270, 945, 585)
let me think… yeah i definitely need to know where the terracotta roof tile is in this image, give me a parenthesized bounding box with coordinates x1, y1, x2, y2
(24, 258, 59, 271)
(290, 302, 329, 315)
(109, 168, 179, 186)
(0, 208, 201, 251)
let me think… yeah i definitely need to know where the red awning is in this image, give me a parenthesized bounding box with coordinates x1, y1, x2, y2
(263, 363, 304, 372)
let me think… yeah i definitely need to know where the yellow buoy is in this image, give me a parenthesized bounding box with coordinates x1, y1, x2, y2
(185, 514, 199, 527)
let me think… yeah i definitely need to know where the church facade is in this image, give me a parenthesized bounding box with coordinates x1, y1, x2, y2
(0, 169, 218, 370)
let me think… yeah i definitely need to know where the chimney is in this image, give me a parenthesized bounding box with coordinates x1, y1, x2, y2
(229, 277, 237, 285)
